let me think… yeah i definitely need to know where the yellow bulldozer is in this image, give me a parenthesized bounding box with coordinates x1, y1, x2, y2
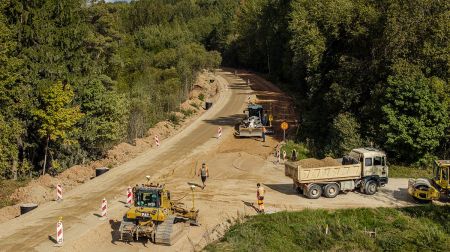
(408, 160, 450, 202)
(119, 180, 199, 245)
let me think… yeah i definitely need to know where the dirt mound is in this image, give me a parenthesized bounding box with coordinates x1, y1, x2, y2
(298, 157, 340, 168)
(0, 71, 220, 223)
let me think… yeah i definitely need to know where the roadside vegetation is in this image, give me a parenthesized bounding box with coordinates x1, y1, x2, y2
(206, 205, 450, 251)
(0, 0, 235, 180)
(281, 140, 309, 160)
(389, 165, 432, 179)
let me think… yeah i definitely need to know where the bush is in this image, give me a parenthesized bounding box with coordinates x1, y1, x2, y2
(190, 102, 200, 110)
(281, 140, 309, 160)
(198, 93, 205, 101)
(168, 113, 180, 125)
(181, 108, 195, 117)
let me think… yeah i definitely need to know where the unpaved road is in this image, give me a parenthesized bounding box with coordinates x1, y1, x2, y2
(0, 70, 415, 252)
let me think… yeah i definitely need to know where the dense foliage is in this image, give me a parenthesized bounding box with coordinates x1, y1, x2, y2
(206, 205, 450, 251)
(0, 0, 228, 179)
(215, 0, 450, 165)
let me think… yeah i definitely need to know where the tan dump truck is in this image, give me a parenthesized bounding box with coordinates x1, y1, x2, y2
(285, 148, 389, 199)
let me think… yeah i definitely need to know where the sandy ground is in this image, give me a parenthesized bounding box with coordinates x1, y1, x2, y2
(0, 70, 416, 252)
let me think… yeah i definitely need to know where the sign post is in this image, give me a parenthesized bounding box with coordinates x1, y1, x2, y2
(280, 121, 289, 142)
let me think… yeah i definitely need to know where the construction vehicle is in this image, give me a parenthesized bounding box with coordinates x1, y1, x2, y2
(408, 160, 450, 202)
(119, 179, 199, 245)
(235, 103, 273, 137)
(285, 148, 389, 199)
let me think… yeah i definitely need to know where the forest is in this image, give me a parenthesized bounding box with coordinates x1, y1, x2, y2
(218, 0, 449, 166)
(0, 0, 229, 179)
(0, 0, 448, 180)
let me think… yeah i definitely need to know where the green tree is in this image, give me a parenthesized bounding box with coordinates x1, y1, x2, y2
(77, 78, 129, 156)
(381, 63, 449, 163)
(328, 113, 363, 157)
(31, 82, 83, 175)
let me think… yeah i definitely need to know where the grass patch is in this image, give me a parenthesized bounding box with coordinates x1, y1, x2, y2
(168, 113, 180, 125)
(190, 102, 200, 110)
(389, 165, 432, 178)
(181, 108, 195, 117)
(280, 140, 309, 160)
(206, 205, 450, 252)
(198, 93, 205, 101)
(0, 179, 30, 208)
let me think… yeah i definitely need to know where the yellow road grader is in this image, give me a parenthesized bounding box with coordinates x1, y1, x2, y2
(408, 160, 450, 202)
(119, 180, 199, 245)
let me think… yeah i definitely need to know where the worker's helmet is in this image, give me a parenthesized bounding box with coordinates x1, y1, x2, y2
(202, 161, 205, 165)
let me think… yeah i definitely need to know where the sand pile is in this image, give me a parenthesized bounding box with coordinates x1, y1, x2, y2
(298, 157, 341, 168)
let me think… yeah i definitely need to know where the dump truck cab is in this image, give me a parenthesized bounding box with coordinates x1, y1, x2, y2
(349, 148, 388, 184)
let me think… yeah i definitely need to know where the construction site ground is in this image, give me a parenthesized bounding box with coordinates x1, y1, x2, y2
(0, 69, 415, 252)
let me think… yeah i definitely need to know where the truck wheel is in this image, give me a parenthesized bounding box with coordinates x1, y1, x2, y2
(306, 184, 322, 199)
(365, 180, 378, 195)
(323, 183, 339, 198)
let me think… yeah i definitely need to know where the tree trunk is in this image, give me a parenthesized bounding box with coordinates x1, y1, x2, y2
(42, 135, 49, 176)
(12, 158, 18, 180)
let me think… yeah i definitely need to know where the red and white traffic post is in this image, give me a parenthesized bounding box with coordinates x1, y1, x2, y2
(54, 217, 63, 247)
(217, 127, 222, 139)
(155, 135, 160, 147)
(100, 198, 107, 220)
(56, 184, 63, 201)
(126, 186, 133, 207)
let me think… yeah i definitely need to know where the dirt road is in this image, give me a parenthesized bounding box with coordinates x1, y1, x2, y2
(0, 70, 415, 252)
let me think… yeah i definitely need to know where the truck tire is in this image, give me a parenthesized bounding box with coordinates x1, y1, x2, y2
(306, 184, 322, 199)
(323, 183, 339, 198)
(365, 180, 378, 195)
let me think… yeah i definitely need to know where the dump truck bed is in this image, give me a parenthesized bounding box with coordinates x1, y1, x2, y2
(285, 161, 361, 183)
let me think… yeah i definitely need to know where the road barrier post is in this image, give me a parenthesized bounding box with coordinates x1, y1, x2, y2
(217, 127, 222, 139)
(56, 184, 63, 202)
(54, 217, 63, 247)
(155, 135, 160, 147)
(126, 186, 132, 207)
(100, 198, 107, 220)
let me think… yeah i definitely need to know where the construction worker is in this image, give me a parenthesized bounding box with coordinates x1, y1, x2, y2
(256, 183, 265, 213)
(262, 126, 267, 142)
(291, 149, 298, 161)
(198, 162, 209, 188)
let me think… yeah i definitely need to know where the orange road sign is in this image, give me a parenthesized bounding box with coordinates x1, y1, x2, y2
(281, 121, 288, 130)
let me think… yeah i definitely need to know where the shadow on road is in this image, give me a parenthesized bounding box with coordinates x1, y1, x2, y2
(242, 200, 259, 213)
(265, 183, 299, 196)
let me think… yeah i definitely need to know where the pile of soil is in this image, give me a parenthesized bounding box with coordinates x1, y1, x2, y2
(298, 157, 341, 168)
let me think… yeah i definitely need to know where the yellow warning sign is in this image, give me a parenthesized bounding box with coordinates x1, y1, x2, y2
(281, 121, 289, 130)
